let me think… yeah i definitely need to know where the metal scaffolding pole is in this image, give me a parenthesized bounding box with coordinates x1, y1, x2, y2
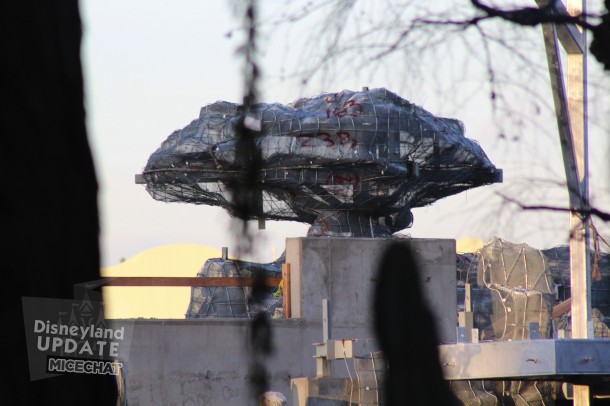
(539, 0, 591, 403)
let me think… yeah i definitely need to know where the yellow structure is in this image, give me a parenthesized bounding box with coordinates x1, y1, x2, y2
(100, 244, 221, 319)
(456, 237, 484, 254)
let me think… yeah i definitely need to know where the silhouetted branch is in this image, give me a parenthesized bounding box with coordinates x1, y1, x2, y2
(497, 192, 610, 222)
(471, 0, 596, 29)
(470, 0, 610, 70)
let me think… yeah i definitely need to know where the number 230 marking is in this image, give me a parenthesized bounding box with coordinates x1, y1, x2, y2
(297, 131, 358, 148)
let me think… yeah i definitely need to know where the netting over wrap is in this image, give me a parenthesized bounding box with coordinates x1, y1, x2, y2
(448, 380, 557, 406)
(453, 238, 610, 404)
(457, 241, 610, 339)
(543, 245, 610, 317)
(185, 256, 283, 319)
(476, 237, 556, 340)
(140, 88, 501, 237)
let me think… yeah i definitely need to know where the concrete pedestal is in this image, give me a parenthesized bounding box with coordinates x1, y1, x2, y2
(286, 237, 457, 344)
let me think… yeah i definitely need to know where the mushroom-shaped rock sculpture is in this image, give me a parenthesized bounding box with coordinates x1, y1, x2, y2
(138, 88, 502, 237)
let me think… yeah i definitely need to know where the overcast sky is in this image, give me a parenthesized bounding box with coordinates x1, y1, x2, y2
(81, 0, 610, 267)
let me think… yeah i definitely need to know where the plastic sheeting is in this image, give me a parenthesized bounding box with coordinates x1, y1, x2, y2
(477, 238, 556, 340)
(185, 256, 283, 319)
(457, 241, 610, 339)
(140, 88, 501, 237)
(454, 237, 610, 405)
(543, 245, 610, 317)
(448, 380, 558, 406)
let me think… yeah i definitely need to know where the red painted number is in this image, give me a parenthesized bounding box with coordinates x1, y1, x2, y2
(324, 95, 362, 118)
(297, 131, 357, 149)
(326, 173, 361, 188)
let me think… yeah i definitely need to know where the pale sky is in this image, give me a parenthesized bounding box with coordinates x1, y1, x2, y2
(81, 0, 609, 267)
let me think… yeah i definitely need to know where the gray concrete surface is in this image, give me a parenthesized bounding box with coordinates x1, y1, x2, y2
(113, 238, 456, 405)
(286, 238, 456, 343)
(113, 319, 380, 406)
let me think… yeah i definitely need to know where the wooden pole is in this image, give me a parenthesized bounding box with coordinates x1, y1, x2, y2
(101, 276, 282, 287)
(282, 263, 291, 318)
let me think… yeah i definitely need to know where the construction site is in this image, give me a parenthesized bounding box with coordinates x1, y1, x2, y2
(8, 0, 610, 405)
(104, 1, 609, 405)
(108, 236, 610, 405)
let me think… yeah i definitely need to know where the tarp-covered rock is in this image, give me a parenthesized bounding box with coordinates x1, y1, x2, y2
(141, 88, 501, 237)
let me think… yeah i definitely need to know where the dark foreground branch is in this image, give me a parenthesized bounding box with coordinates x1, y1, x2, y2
(497, 193, 610, 222)
(471, 0, 596, 29)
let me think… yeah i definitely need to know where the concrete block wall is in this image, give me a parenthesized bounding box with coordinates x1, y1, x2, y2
(115, 238, 456, 405)
(286, 238, 456, 343)
(116, 319, 320, 406)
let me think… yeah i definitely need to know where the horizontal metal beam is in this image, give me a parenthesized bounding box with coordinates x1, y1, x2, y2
(439, 339, 610, 381)
(101, 276, 282, 287)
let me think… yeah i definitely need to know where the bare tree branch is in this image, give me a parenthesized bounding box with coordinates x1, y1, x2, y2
(471, 0, 596, 30)
(497, 192, 610, 222)
(470, 0, 610, 70)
